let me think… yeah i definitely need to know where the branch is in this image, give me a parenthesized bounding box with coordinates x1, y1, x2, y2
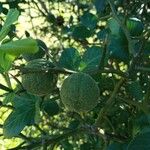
(90, 68, 128, 78)
(13, 65, 77, 74)
(136, 66, 150, 72)
(17, 128, 83, 149)
(95, 78, 125, 126)
(98, 34, 108, 70)
(0, 83, 13, 92)
(13, 65, 128, 78)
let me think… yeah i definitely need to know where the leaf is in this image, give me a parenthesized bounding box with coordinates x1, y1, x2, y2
(60, 140, 73, 150)
(58, 48, 81, 71)
(80, 12, 98, 29)
(0, 38, 39, 55)
(72, 25, 92, 39)
(143, 42, 150, 56)
(108, 17, 123, 36)
(3, 93, 41, 138)
(3, 92, 15, 105)
(0, 9, 19, 41)
(42, 100, 60, 117)
(94, 0, 106, 12)
(126, 81, 143, 101)
(107, 35, 129, 62)
(126, 18, 144, 37)
(68, 120, 80, 129)
(0, 51, 16, 72)
(127, 132, 150, 150)
(79, 46, 102, 72)
(132, 113, 150, 134)
(97, 28, 109, 40)
(108, 17, 126, 39)
(107, 142, 128, 150)
(80, 142, 93, 150)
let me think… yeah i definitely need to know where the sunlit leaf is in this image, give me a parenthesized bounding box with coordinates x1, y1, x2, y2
(3, 93, 41, 138)
(0, 38, 39, 55)
(0, 9, 19, 41)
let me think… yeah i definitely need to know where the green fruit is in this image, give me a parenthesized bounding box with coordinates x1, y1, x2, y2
(22, 39, 47, 61)
(60, 73, 99, 113)
(126, 18, 144, 37)
(22, 59, 57, 96)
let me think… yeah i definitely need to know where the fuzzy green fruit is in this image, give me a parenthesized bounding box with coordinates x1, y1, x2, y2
(60, 73, 99, 113)
(126, 18, 144, 37)
(22, 39, 47, 61)
(22, 59, 57, 96)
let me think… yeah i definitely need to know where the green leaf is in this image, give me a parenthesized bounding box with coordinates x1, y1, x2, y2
(3, 93, 41, 138)
(0, 38, 39, 55)
(80, 12, 98, 29)
(0, 9, 19, 41)
(42, 100, 60, 117)
(72, 25, 92, 39)
(127, 81, 143, 101)
(107, 35, 129, 62)
(58, 48, 81, 71)
(60, 140, 73, 150)
(3, 92, 15, 105)
(126, 18, 144, 37)
(97, 28, 109, 40)
(127, 132, 150, 150)
(108, 18, 121, 36)
(0, 51, 16, 72)
(68, 120, 80, 129)
(94, 0, 106, 12)
(80, 142, 92, 150)
(107, 142, 127, 150)
(108, 17, 126, 40)
(79, 46, 102, 72)
(143, 42, 150, 56)
(133, 113, 150, 134)
(22, 39, 46, 61)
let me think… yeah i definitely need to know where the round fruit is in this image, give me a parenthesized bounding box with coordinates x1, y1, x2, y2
(22, 59, 57, 96)
(22, 39, 47, 61)
(60, 73, 99, 113)
(126, 18, 144, 37)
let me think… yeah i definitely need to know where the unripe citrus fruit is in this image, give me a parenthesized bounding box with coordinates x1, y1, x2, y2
(60, 73, 99, 113)
(22, 59, 57, 96)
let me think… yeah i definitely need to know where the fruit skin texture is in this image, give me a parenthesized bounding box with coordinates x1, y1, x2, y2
(23, 39, 47, 61)
(126, 18, 144, 37)
(22, 59, 57, 96)
(60, 73, 99, 113)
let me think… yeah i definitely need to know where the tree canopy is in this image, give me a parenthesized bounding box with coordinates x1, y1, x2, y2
(0, 0, 150, 149)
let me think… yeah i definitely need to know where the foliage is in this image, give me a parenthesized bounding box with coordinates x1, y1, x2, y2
(0, 0, 150, 149)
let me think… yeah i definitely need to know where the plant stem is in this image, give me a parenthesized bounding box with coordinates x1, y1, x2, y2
(95, 78, 125, 126)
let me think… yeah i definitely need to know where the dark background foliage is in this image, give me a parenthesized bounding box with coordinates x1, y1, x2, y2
(0, 0, 150, 149)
